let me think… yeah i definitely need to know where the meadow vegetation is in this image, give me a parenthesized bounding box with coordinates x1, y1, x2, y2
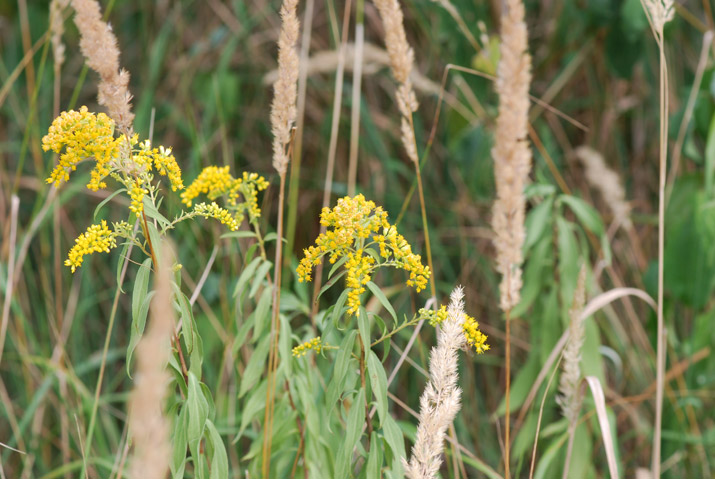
(1, 0, 714, 478)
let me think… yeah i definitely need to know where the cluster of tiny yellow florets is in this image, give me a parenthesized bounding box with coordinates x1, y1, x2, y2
(126, 177, 146, 213)
(420, 305, 448, 327)
(135, 140, 184, 191)
(192, 202, 240, 231)
(181, 166, 236, 207)
(65, 220, 118, 273)
(463, 314, 489, 354)
(420, 305, 489, 354)
(297, 194, 431, 315)
(182, 167, 269, 225)
(292, 337, 323, 357)
(43, 106, 122, 191)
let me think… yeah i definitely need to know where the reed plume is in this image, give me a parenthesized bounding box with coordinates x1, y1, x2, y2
(492, 1, 532, 476)
(128, 249, 174, 479)
(264, 0, 301, 475)
(403, 286, 467, 479)
(557, 265, 587, 479)
(270, 0, 300, 176)
(491, 0, 532, 312)
(70, 0, 134, 135)
(575, 146, 632, 230)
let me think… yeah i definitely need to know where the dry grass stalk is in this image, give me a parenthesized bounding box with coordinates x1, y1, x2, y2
(639, 1, 672, 476)
(491, 0, 532, 312)
(128, 250, 174, 479)
(264, 0, 301, 475)
(50, 0, 70, 69)
(403, 286, 467, 479)
(557, 265, 587, 479)
(70, 0, 134, 135)
(372, 0, 419, 164)
(270, 0, 300, 176)
(575, 146, 632, 230)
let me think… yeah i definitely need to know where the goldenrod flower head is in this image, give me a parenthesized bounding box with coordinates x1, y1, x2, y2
(292, 337, 323, 358)
(181, 166, 236, 207)
(43, 106, 122, 191)
(127, 177, 146, 213)
(182, 167, 268, 226)
(65, 220, 118, 273)
(462, 314, 489, 354)
(297, 194, 430, 315)
(420, 305, 448, 327)
(193, 202, 239, 231)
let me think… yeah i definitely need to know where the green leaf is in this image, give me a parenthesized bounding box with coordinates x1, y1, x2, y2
(145, 221, 164, 262)
(705, 110, 715, 196)
(329, 255, 349, 279)
(534, 432, 568, 479)
(366, 281, 397, 324)
(558, 194, 604, 236)
(366, 432, 383, 478)
(524, 196, 554, 253)
(233, 257, 263, 298)
(326, 331, 357, 416)
(126, 290, 155, 377)
(171, 405, 188, 479)
(238, 335, 271, 398)
(143, 196, 172, 230)
(331, 289, 349, 327)
(382, 415, 405, 478)
(358, 307, 371, 350)
(93, 188, 126, 220)
(220, 230, 257, 240)
(132, 258, 152, 321)
(249, 260, 273, 298)
(236, 381, 268, 440)
(205, 420, 229, 479)
(336, 388, 366, 479)
(367, 350, 388, 428)
(187, 372, 209, 448)
(251, 286, 272, 340)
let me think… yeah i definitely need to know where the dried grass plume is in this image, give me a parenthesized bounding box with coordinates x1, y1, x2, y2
(270, 0, 300, 176)
(128, 251, 174, 479)
(491, 0, 533, 311)
(575, 146, 632, 230)
(403, 286, 467, 479)
(71, 0, 134, 135)
(372, 0, 420, 164)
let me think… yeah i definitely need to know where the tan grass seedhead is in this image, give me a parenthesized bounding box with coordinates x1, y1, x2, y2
(71, 0, 135, 135)
(403, 286, 467, 479)
(491, 0, 532, 312)
(270, 0, 300, 176)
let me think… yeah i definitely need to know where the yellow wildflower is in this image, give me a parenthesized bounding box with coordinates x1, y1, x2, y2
(193, 202, 239, 231)
(127, 177, 146, 213)
(135, 141, 184, 191)
(181, 166, 237, 207)
(420, 305, 448, 327)
(43, 106, 122, 191)
(297, 194, 430, 315)
(292, 337, 323, 357)
(462, 314, 489, 354)
(65, 220, 117, 273)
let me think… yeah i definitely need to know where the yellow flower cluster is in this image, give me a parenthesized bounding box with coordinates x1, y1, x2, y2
(181, 166, 236, 207)
(182, 168, 269, 225)
(126, 177, 146, 213)
(43, 106, 122, 191)
(193, 202, 239, 231)
(297, 195, 430, 315)
(65, 220, 118, 273)
(420, 305, 448, 327)
(136, 141, 184, 191)
(463, 314, 489, 354)
(292, 337, 323, 357)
